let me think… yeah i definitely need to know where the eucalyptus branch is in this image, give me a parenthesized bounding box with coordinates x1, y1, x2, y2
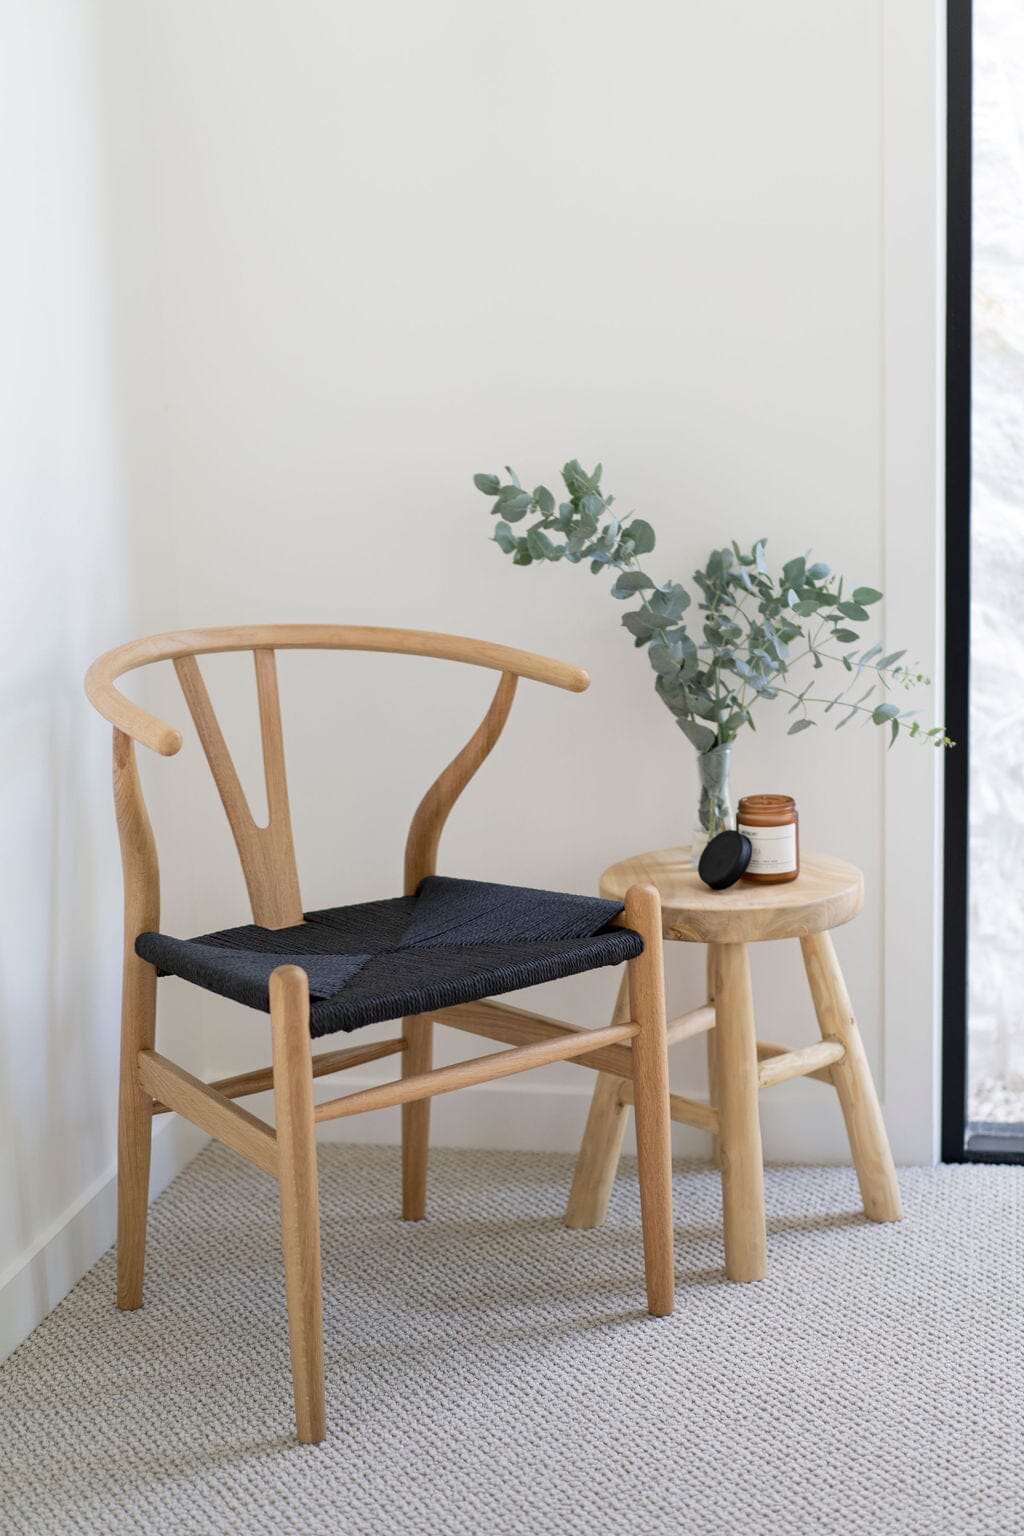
(473, 460, 952, 754)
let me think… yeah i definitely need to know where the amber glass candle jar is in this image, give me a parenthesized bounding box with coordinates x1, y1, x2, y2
(737, 794, 799, 884)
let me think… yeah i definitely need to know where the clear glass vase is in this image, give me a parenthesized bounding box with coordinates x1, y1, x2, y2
(690, 744, 734, 866)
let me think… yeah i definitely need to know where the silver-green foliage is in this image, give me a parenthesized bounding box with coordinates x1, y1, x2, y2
(473, 460, 951, 753)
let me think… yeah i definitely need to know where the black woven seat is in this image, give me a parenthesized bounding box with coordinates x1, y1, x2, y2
(136, 876, 643, 1040)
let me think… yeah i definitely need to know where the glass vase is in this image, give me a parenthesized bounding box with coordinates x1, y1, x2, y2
(690, 744, 734, 866)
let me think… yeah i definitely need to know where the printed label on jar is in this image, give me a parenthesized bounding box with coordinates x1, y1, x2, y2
(738, 821, 797, 876)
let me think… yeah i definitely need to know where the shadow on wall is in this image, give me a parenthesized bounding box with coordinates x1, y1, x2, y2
(0, 0, 190, 1307)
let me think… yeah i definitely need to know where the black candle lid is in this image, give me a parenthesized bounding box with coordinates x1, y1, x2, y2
(698, 830, 752, 891)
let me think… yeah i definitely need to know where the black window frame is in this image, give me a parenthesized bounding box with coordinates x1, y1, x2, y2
(942, 0, 1024, 1164)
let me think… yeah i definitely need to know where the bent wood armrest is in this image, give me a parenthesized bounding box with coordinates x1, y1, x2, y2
(85, 625, 590, 755)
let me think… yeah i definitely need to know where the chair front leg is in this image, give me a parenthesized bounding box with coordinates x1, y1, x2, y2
(625, 884, 675, 1317)
(270, 966, 326, 1445)
(401, 1014, 433, 1220)
(117, 951, 157, 1310)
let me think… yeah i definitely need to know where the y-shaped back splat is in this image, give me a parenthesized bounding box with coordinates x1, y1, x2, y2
(404, 671, 517, 895)
(174, 650, 303, 929)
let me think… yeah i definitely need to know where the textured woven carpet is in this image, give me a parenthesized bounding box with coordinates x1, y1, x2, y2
(1, 1145, 1022, 1536)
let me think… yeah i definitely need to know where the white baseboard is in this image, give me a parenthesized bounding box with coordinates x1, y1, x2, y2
(0, 1116, 208, 1364)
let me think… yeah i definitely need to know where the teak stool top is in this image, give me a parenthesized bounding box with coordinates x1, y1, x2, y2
(599, 847, 863, 944)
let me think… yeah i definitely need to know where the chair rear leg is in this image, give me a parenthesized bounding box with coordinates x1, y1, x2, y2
(271, 966, 326, 1445)
(625, 885, 675, 1317)
(117, 953, 157, 1310)
(401, 1014, 433, 1220)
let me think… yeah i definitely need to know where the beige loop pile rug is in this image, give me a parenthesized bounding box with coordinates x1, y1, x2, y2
(1, 1143, 1021, 1535)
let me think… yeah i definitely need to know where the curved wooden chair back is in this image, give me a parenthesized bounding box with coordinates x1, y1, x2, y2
(85, 625, 590, 931)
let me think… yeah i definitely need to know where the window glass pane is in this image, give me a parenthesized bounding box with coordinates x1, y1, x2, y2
(968, 0, 1024, 1124)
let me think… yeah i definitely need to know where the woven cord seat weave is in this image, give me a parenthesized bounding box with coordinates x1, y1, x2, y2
(136, 876, 643, 1040)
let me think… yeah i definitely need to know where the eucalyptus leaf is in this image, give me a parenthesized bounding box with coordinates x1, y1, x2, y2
(677, 717, 717, 753)
(610, 570, 655, 598)
(837, 601, 871, 622)
(628, 519, 656, 555)
(476, 463, 947, 753)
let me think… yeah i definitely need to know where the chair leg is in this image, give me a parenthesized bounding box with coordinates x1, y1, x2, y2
(625, 885, 675, 1316)
(270, 966, 326, 1445)
(401, 1014, 433, 1220)
(564, 971, 632, 1229)
(800, 932, 903, 1223)
(714, 942, 767, 1282)
(117, 953, 157, 1310)
(705, 946, 721, 1169)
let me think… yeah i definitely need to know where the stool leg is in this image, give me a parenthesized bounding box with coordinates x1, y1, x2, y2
(626, 884, 675, 1316)
(800, 932, 903, 1223)
(714, 942, 767, 1282)
(564, 971, 632, 1229)
(705, 947, 721, 1169)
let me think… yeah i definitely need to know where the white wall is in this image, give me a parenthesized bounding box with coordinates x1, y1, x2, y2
(132, 0, 943, 1163)
(0, 0, 204, 1360)
(1, 0, 944, 1356)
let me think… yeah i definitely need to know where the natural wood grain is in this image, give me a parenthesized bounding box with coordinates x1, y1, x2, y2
(564, 972, 633, 1230)
(713, 942, 767, 1283)
(663, 1004, 716, 1046)
(624, 885, 675, 1316)
(150, 1036, 406, 1112)
(755, 1039, 839, 1087)
(404, 672, 517, 893)
(270, 966, 326, 1445)
(617, 1082, 719, 1134)
(401, 1015, 433, 1221)
(600, 847, 863, 944)
(91, 624, 659, 1448)
(313, 1022, 640, 1123)
(437, 997, 639, 1078)
(706, 946, 721, 1168)
(138, 1052, 279, 1177)
(801, 932, 903, 1223)
(113, 729, 160, 1309)
(756, 1039, 846, 1089)
(174, 652, 303, 929)
(85, 625, 590, 754)
(564, 995, 715, 1232)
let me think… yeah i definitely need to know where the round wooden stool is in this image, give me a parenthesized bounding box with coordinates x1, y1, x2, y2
(565, 848, 903, 1281)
